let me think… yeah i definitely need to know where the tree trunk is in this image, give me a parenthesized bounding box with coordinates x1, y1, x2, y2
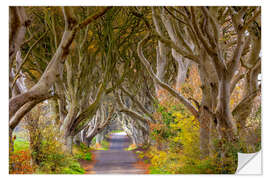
(65, 135, 74, 154)
(197, 60, 218, 158)
(215, 75, 238, 172)
(216, 77, 237, 142)
(9, 128, 14, 152)
(50, 98, 60, 125)
(9, 7, 29, 66)
(199, 105, 210, 157)
(155, 42, 168, 99)
(96, 133, 104, 144)
(173, 51, 190, 90)
(232, 60, 260, 152)
(60, 103, 78, 138)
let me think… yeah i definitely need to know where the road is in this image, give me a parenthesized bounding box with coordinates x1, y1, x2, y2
(82, 132, 148, 174)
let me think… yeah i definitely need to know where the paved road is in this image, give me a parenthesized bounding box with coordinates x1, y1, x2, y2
(90, 132, 147, 174)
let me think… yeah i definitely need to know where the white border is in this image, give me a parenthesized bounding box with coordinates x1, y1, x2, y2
(1, 0, 268, 180)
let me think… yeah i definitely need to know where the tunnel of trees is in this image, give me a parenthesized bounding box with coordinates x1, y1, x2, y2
(9, 6, 261, 174)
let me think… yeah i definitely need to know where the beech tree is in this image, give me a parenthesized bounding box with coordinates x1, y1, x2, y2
(137, 7, 260, 168)
(9, 6, 261, 173)
(9, 7, 111, 124)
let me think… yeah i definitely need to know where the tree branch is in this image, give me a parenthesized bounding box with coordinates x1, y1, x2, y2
(9, 93, 53, 130)
(137, 32, 199, 118)
(116, 90, 151, 124)
(120, 86, 155, 122)
(230, 73, 245, 94)
(12, 30, 49, 89)
(76, 7, 112, 30)
(232, 87, 261, 116)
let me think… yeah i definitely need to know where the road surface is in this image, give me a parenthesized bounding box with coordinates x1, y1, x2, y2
(82, 132, 148, 174)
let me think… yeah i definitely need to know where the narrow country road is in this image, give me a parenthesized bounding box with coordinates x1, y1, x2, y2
(83, 132, 148, 174)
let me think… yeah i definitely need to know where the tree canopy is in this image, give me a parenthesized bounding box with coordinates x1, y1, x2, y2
(9, 6, 261, 174)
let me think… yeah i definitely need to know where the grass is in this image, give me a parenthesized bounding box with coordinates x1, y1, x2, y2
(92, 139, 110, 150)
(61, 160, 85, 174)
(109, 130, 124, 134)
(11, 138, 87, 174)
(149, 166, 171, 174)
(73, 143, 92, 161)
(35, 157, 85, 174)
(124, 144, 137, 151)
(13, 137, 29, 152)
(101, 139, 109, 150)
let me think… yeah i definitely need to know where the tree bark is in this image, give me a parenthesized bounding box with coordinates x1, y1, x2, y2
(65, 135, 74, 154)
(9, 7, 111, 120)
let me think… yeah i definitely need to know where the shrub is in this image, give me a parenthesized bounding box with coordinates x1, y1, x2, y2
(73, 143, 92, 161)
(23, 113, 86, 174)
(9, 150, 34, 174)
(147, 103, 221, 174)
(9, 138, 34, 174)
(61, 161, 85, 174)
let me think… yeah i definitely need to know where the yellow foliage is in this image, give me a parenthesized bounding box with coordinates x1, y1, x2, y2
(147, 100, 203, 173)
(171, 111, 200, 158)
(88, 43, 97, 53)
(88, 30, 93, 37)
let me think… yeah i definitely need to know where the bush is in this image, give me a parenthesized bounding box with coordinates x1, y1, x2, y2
(147, 103, 222, 174)
(24, 115, 86, 174)
(9, 138, 33, 174)
(73, 143, 92, 161)
(9, 150, 34, 174)
(59, 159, 85, 174)
(10, 104, 88, 174)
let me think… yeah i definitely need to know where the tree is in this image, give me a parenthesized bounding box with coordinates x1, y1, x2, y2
(137, 7, 261, 168)
(9, 6, 111, 125)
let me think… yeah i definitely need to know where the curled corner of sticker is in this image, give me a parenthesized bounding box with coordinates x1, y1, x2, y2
(236, 150, 262, 174)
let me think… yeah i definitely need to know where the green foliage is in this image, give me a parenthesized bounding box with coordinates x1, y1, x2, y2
(176, 157, 220, 174)
(124, 144, 137, 151)
(92, 139, 109, 150)
(30, 122, 69, 173)
(35, 156, 85, 174)
(73, 143, 92, 161)
(110, 130, 124, 134)
(152, 103, 197, 151)
(147, 103, 223, 174)
(150, 105, 177, 143)
(9, 138, 35, 174)
(149, 166, 170, 174)
(13, 138, 29, 152)
(34, 137, 86, 174)
(61, 161, 85, 174)
(17, 108, 87, 174)
(101, 139, 110, 150)
(84, 153, 92, 160)
(147, 101, 243, 174)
